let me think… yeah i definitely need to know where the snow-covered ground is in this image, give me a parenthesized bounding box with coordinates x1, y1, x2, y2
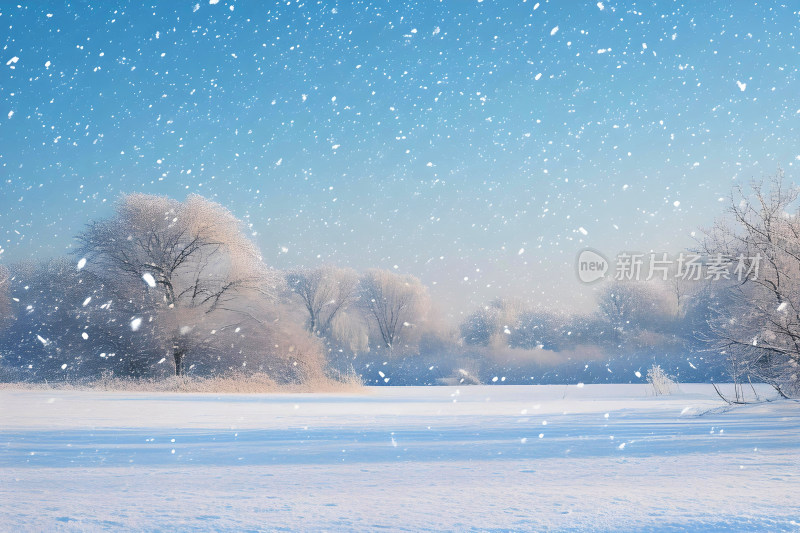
(1, 384, 798, 531)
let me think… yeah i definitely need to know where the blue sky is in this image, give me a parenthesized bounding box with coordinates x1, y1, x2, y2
(1, 1, 799, 319)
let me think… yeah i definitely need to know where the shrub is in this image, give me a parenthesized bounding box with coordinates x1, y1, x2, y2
(647, 364, 677, 395)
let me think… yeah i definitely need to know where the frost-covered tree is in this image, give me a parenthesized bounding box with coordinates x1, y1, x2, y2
(286, 265, 359, 336)
(329, 310, 370, 354)
(701, 172, 800, 396)
(597, 280, 676, 345)
(511, 309, 610, 352)
(460, 298, 526, 348)
(0, 265, 11, 330)
(0, 259, 152, 380)
(76, 194, 283, 376)
(0, 264, 16, 378)
(598, 281, 640, 342)
(359, 269, 429, 353)
(460, 306, 500, 347)
(646, 364, 677, 395)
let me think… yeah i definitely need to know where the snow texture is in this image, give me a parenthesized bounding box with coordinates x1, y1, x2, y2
(1, 384, 798, 531)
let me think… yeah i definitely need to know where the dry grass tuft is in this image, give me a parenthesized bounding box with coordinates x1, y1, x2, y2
(0, 369, 364, 394)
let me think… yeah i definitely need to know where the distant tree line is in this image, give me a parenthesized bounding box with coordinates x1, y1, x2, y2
(0, 175, 798, 394)
(0, 194, 433, 384)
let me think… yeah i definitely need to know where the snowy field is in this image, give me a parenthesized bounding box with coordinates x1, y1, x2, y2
(1, 384, 799, 532)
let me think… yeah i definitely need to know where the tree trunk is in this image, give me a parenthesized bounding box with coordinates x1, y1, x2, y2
(174, 349, 185, 377)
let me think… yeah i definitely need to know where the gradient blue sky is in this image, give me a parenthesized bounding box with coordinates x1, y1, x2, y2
(1, 1, 799, 320)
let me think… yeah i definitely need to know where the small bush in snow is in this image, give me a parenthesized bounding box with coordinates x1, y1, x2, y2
(647, 364, 677, 395)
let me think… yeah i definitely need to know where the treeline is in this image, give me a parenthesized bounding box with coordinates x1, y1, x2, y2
(0, 195, 322, 383)
(1, 174, 799, 394)
(0, 194, 439, 384)
(0, 192, 717, 386)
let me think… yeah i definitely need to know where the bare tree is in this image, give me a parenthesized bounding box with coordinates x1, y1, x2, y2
(701, 171, 800, 397)
(359, 269, 429, 353)
(286, 265, 359, 335)
(77, 194, 283, 376)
